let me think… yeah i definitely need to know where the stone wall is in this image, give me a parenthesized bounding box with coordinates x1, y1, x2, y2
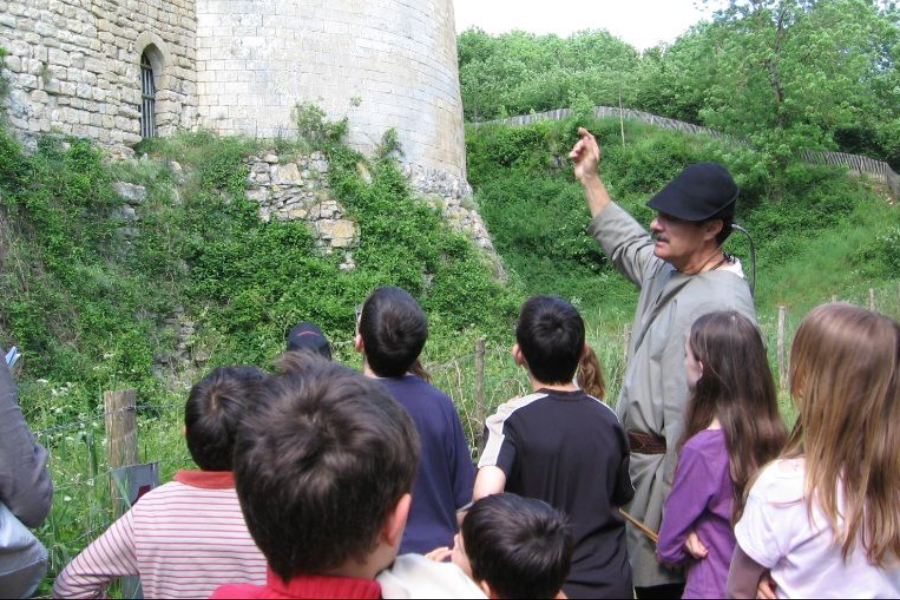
(0, 0, 197, 147)
(195, 0, 467, 183)
(245, 152, 360, 263)
(244, 152, 494, 261)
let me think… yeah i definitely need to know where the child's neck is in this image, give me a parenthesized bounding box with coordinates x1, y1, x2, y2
(708, 418, 722, 431)
(530, 377, 579, 394)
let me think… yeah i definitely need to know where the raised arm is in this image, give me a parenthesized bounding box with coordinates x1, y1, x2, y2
(570, 128, 613, 218)
(571, 128, 660, 287)
(0, 347, 53, 528)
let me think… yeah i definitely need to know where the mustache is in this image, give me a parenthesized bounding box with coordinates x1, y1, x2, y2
(651, 232, 669, 243)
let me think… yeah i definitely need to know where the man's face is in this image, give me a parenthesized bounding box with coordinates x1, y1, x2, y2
(650, 213, 710, 265)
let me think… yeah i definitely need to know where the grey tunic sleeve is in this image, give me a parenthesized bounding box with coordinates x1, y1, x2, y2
(0, 350, 53, 528)
(588, 203, 661, 288)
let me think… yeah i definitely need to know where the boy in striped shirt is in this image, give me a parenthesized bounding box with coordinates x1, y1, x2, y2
(53, 367, 269, 600)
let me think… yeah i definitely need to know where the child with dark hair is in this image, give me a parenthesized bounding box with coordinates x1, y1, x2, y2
(285, 321, 332, 360)
(211, 355, 483, 600)
(54, 368, 268, 600)
(656, 312, 787, 599)
(356, 287, 476, 555)
(429, 493, 574, 600)
(475, 295, 634, 600)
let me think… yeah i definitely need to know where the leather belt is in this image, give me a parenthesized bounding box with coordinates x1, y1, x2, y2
(628, 431, 667, 455)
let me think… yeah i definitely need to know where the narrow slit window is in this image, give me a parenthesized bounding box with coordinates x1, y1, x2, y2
(140, 52, 157, 139)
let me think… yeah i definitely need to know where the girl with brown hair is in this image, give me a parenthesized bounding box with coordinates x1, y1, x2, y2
(657, 311, 787, 599)
(728, 304, 900, 598)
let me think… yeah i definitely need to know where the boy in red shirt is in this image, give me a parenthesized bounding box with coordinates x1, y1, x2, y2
(212, 357, 422, 600)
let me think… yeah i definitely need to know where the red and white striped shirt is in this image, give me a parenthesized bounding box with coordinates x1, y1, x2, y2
(53, 471, 267, 599)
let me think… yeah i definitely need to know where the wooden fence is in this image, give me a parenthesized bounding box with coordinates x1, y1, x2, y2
(475, 106, 900, 198)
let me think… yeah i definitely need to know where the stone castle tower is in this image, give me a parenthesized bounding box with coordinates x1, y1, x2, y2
(0, 0, 470, 199)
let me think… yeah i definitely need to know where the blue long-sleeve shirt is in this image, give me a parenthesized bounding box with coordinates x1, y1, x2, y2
(378, 376, 475, 555)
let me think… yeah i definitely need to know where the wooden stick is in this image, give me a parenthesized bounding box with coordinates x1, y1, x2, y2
(870, 288, 876, 312)
(620, 509, 659, 545)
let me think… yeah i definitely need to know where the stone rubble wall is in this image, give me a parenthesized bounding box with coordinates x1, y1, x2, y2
(0, 0, 197, 147)
(245, 153, 495, 259)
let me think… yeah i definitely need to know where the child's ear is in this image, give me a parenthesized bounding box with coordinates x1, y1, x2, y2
(512, 344, 526, 367)
(479, 580, 499, 599)
(355, 333, 364, 354)
(382, 493, 412, 549)
(182, 426, 187, 439)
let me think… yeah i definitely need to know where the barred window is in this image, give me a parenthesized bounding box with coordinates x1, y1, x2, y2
(140, 52, 157, 139)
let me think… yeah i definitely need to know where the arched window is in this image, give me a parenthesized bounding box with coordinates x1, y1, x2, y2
(140, 51, 157, 139)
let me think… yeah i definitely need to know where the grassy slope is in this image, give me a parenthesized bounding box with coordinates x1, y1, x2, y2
(467, 117, 900, 423)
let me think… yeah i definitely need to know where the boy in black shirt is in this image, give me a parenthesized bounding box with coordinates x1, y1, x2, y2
(474, 295, 634, 600)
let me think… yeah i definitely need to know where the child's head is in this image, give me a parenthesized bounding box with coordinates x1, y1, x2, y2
(788, 303, 900, 566)
(184, 367, 266, 472)
(285, 321, 333, 360)
(453, 494, 573, 600)
(233, 354, 421, 582)
(684, 311, 786, 520)
(515, 295, 586, 386)
(356, 287, 428, 378)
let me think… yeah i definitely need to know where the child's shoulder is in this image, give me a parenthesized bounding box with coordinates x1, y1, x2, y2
(134, 476, 238, 510)
(749, 458, 806, 504)
(377, 554, 487, 600)
(681, 429, 727, 458)
(490, 392, 553, 419)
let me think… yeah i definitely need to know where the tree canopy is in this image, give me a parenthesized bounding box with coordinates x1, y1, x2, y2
(458, 0, 900, 168)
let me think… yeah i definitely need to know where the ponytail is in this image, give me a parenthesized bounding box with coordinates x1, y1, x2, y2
(578, 346, 606, 400)
(409, 359, 432, 383)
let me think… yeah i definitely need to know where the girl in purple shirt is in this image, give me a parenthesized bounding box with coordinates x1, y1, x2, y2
(657, 312, 787, 599)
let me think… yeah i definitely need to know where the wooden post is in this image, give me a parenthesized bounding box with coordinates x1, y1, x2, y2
(832, 295, 838, 304)
(104, 389, 138, 516)
(870, 288, 876, 312)
(778, 307, 788, 391)
(619, 94, 626, 147)
(474, 339, 486, 450)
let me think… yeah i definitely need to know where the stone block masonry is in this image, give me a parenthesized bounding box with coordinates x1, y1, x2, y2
(1, 0, 497, 253)
(194, 0, 468, 184)
(0, 0, 198, 147)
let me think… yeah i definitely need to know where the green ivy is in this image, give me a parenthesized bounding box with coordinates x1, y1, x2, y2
(0, 115, 521, 414)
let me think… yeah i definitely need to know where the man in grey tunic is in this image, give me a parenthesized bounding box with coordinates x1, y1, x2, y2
(570, 128, 757, 599)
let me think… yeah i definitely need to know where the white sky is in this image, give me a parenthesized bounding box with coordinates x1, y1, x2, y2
(454, 0, 713, 51)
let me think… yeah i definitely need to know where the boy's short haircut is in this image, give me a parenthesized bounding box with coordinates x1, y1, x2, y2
(463, 494, 574, 600)
(516, 295, 585, 385)
(359, 287, 428, 378)
(233, 355, 421, 582)
(184, 367, 266, 472)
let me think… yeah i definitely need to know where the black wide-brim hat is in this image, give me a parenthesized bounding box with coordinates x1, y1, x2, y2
(647, 162, 740, 222)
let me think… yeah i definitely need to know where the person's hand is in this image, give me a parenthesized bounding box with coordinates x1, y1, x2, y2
(425, 547, 453, 563)
(685, 532, 709, 560)
(757, 574, 777, 600)
(569, 127, 602, 184)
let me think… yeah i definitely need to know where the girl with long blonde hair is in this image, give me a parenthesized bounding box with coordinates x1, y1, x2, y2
(728, 304, 900, 598)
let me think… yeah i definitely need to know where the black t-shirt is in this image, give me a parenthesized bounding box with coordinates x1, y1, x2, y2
(479, 389, 635, 600)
